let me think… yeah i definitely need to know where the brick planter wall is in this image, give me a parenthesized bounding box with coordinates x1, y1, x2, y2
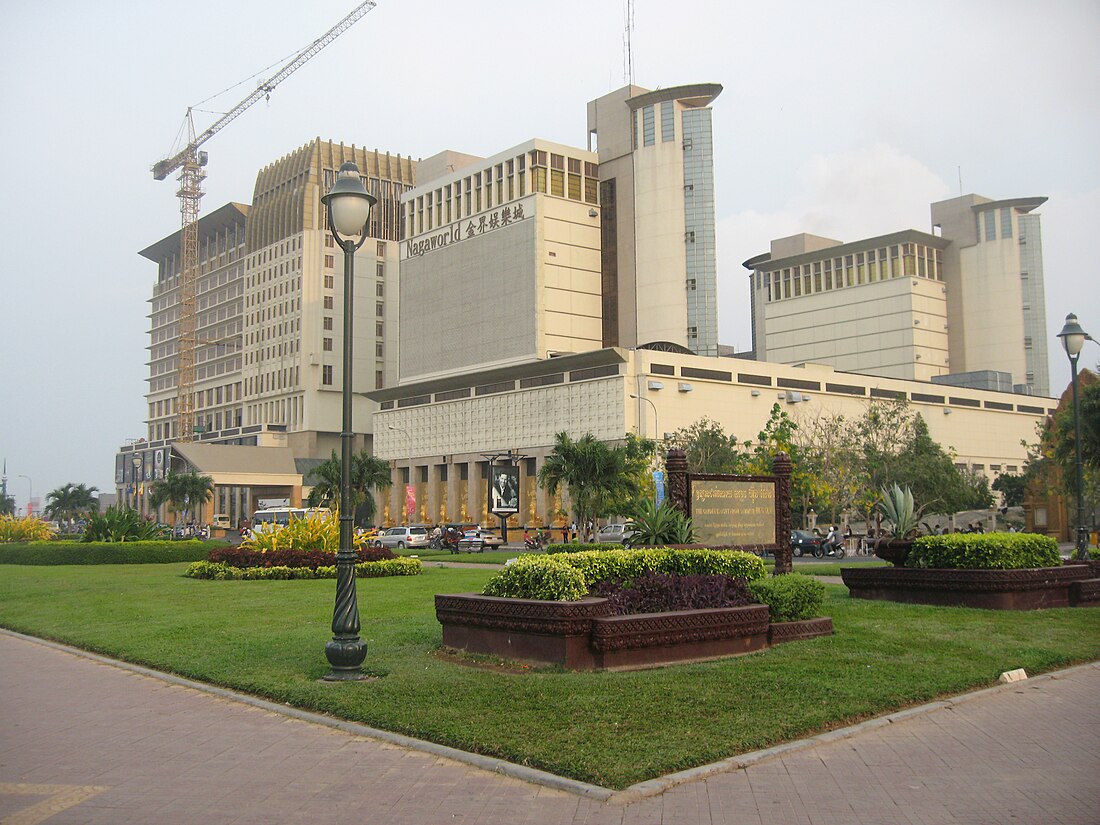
(437, 595, 785, 670)
(841, 565, 1095, 610)
(767, 617, 834, 645)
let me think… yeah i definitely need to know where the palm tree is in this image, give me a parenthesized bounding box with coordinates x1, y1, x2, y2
(44, 482, 100, 531)
(537, 432, 654, 536)
(306, 450, 393, 527)
(148, 471, 214, 525)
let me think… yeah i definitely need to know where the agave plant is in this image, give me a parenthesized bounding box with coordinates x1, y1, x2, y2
(624, 499, 697, 547)
(877, 483, 923, 540)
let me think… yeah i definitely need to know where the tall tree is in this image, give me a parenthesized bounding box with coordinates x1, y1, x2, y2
(666, 417, 744, 474)
(148, 471, 214, 524)
(992, 473, 1028, 507)
(0, 493, 14, 517)
(44, 482, 100, 530)
(306, 449, 393, 527)
(884, 416, 993, 515)
(537, 432, 654, 531)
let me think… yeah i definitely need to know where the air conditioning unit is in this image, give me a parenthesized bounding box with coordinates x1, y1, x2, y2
(784, 390, 802, 403)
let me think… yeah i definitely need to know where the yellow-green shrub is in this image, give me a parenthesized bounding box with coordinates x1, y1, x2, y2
(0, 515, 55, 543)
(240, 512, 372, 554)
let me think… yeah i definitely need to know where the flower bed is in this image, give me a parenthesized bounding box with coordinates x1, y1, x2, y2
(845, 533, 1099, 610)
(437, 553, 829, 670)
(186, 557, 421, 580)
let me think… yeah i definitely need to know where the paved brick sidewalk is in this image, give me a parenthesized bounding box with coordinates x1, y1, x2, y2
(1, 630, 1097, 824)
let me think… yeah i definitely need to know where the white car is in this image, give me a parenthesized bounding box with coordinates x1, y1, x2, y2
(372, 526, 430, 550)
(594, 523, 636, 544)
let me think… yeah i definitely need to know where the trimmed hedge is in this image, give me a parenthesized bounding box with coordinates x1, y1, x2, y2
(0, 540, 215, 566)
(544, 542, 607, 555)
(480, 548, 767, 601)
(748, 574, 826, 623)
(185, 557, 422, 580)
(906, 532, 1060, 570)
(559, 547, 767, 586)
(482, 555, 588, 601)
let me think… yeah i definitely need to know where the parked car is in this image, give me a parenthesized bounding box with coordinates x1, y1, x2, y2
(594, 523, 636, 544)
(457, 528, 503, 552)
(474, 530, 504, 549)
(372, 526, 430, 550)
(791, 529, 824, 558)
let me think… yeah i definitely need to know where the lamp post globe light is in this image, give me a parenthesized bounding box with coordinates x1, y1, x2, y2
(1057, 313, 1092, 561)
(320, 162, 377, 680)
(629, 394, 659, 441)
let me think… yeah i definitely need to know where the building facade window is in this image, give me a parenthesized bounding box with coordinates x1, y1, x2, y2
(661, 100, 675, 142)
(322, 365, 332, 385)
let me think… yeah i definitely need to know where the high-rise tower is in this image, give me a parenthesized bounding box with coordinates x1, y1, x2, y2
(588, 84, 722, 356)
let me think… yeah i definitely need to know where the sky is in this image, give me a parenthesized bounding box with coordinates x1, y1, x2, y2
(1, 0, 1098, 513)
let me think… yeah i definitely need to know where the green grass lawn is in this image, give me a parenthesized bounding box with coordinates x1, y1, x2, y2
(0, 562, 1096, 789)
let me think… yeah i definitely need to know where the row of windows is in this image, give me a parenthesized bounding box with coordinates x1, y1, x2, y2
(648, 362, 1053, 416)
(633, 100, 677, 148)
(407, 151, 599, 236)
(977, 207, 1015, 243)
(757, 243, 944, 301)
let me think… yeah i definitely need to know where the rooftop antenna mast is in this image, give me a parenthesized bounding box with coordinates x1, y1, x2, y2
(624, 0, 635, 85)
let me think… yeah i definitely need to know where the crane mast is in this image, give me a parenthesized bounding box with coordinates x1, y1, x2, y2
(153, 1, 377, 442)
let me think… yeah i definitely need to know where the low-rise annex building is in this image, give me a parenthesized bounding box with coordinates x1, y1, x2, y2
(368, 347, 1054, 529)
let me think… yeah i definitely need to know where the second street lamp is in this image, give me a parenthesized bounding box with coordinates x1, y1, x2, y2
(1057, 313, 1092, 561)
(320, 162, 377, 680)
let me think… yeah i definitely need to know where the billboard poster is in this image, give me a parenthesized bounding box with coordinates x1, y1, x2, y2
(653, 470, 666, 507)
(115, 454, 125, 484)
(405, 485, 416, 521)
(488, 465, 519, 516)
(154, 448, 166, 480)
(144, 451, 154, 481)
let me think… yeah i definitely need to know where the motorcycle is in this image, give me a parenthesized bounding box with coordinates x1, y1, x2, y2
(524, 532, 544, 551)
(442, 529, 463, 554)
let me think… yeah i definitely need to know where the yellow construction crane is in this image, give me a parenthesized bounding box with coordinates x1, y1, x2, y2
(153, 1, 376, 442)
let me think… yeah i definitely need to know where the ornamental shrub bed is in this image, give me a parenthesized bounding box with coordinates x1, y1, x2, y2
(748, 574, 826, 622)
(185, 557, 422, 580)
(0, 540, 214, 566)
(480, 548, 767, 601)
(906, 533, 1061, 570)
(590, 572, 753, 615)
(207, 545, 395, 570)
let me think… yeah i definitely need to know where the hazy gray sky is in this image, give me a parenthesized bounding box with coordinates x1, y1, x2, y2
(1, 0, 1098, 512)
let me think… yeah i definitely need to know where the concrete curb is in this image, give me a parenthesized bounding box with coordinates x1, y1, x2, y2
(4, 627, 1096, 804)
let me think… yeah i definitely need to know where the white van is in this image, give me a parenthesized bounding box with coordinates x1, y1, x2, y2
(252, 507, 331, 535)
(212, 514, 232, 529)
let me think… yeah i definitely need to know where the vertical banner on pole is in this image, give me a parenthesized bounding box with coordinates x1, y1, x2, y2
(405, 485, 416, 522)
(653, 470, 666, 507)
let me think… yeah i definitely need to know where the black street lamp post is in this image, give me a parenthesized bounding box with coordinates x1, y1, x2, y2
(320, 162, 377, 680)
(1057, 313, 1091, 561)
